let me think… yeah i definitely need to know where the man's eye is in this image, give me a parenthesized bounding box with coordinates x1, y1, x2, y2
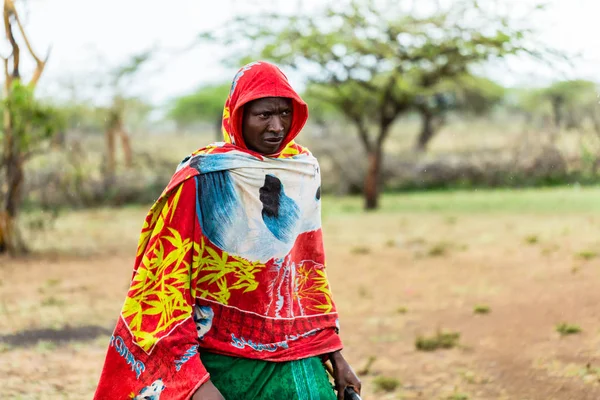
(259, 113, 270, 119)
(281, 110, 291, 116)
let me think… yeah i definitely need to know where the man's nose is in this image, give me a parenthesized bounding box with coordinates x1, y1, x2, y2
(269, 116, 284, 133)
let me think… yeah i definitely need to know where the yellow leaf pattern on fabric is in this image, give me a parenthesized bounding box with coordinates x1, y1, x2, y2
(136, 184, 184, 257)
(193, 237, 266, 305)
(126, 221, 269, 353)
(294, 263, 333, 313)
(123, 185, 194, 353)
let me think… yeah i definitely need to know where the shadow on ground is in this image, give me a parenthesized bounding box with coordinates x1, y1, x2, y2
(0, 325, 112, 347)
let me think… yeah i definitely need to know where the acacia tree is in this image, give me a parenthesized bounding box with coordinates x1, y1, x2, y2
(167, 83, 230, 139)
(207, 0, 547, 209)
(102, 52, 152, 181)
(541, 80, 598, 131)
(0, 0, 61, 254)
(414, 74, 505, 151)
(511, 80, 599, 134)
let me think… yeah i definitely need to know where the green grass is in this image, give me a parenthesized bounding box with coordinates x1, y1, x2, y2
(26, 186, 600, 255)
(357, 355, 377, 375)
(473, 305, 491, 315)
(556, 323, 582, 336)
(41, 296, 65, 307)
(524, 235, 539, 244)
(322, 187, 600, 215)
(447, 393, 469, 400)
(576, 250, 598, 260)
(372, 375, 401, 392)
(30, 183, 600, 223)
(350, 246, 371, 255)
(416, 331, 461, 351)
(427, 242, 451, 257)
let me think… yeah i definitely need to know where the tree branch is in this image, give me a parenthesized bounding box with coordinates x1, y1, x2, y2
(0, 54, 10, 88)
(6, 0, 49, 88)
(11, 2, 42, 64)
(325, 83, 374, 153)
(378, 73, 400, 138)
(349, 112, 373, 153)
(27, 45, 49, 88)
(3, 0, 19, 79)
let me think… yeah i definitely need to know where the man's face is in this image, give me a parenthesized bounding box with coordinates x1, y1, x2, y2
(242, 97, 293, 155)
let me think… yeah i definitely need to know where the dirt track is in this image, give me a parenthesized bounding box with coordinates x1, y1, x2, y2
(2, 208, 600, 399)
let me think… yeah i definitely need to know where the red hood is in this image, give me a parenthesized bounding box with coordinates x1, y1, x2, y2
(221, 61, 309, 157)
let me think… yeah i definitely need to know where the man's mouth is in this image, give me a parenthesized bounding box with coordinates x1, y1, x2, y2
(263, 136, 284, 145)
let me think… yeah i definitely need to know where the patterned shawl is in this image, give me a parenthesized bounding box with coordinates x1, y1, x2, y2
(94, 61, 342, 400)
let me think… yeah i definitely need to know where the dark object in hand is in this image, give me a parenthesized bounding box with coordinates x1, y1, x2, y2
(344, 387, 362, 400)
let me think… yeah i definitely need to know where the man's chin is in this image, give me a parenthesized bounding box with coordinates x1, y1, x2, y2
(258, 143, 281, 155)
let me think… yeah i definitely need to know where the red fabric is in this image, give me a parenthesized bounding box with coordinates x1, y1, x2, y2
(222, 61, 309, 156)
(94, 182, 210, 400)
(93, 61, 342, 400)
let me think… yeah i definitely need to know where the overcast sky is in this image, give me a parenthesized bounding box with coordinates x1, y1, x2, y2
(13, 0, 600, 106)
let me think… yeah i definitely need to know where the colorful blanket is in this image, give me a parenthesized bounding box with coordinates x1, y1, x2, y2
(93, 62, 343, 400)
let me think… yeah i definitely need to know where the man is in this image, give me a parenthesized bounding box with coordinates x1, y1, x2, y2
(94, 61, 361, 400)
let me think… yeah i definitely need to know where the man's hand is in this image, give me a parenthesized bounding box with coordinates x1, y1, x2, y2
(192, 380, 225, 400)
(330, 351, 361, 400)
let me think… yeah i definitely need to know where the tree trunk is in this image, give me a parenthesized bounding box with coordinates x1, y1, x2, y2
(105, 105, 133, 176)
(551, 98, 563, 129)
(105, 126, 116, 180)
(1, 161, 26, 254)
(0, 0, 50, 256)
(416, 109, 435, 152)
(116, 124, 133, 168)
(0, 116, 27, 255)
(364, 143, 383, 210)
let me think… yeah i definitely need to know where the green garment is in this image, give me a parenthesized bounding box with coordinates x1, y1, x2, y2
(200, 352, 337, 400)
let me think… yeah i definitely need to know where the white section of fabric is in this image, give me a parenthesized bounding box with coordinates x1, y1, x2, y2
(195, 150, 322, 262)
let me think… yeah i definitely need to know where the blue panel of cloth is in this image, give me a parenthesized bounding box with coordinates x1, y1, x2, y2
(260, 175, 300, 244)
(195, 172, 242, 249)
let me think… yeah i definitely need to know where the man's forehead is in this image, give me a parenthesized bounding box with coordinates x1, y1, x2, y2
(247, 97, 292, 110)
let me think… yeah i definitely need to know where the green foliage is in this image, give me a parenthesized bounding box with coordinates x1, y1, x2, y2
(1, 81, 64, 153)
(212, 0, 540, 138)
(544, 80, 599, 128)
(110, 50, 153, 87)
(513, 80, 599, 130)
(509, 87, 549, 114)
(302, 84, 343, 123)
(54, 102, 105, 133)
(205, 0, 550, 208)
(544, 80, 598, 105)
(119, 96, 154, 131)
(167, 83, 230, 128)
(413, 73, 505, 135)
(451, 75, 506, 115)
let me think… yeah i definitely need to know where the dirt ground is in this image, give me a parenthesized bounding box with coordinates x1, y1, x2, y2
(2, 199, 600, 399)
